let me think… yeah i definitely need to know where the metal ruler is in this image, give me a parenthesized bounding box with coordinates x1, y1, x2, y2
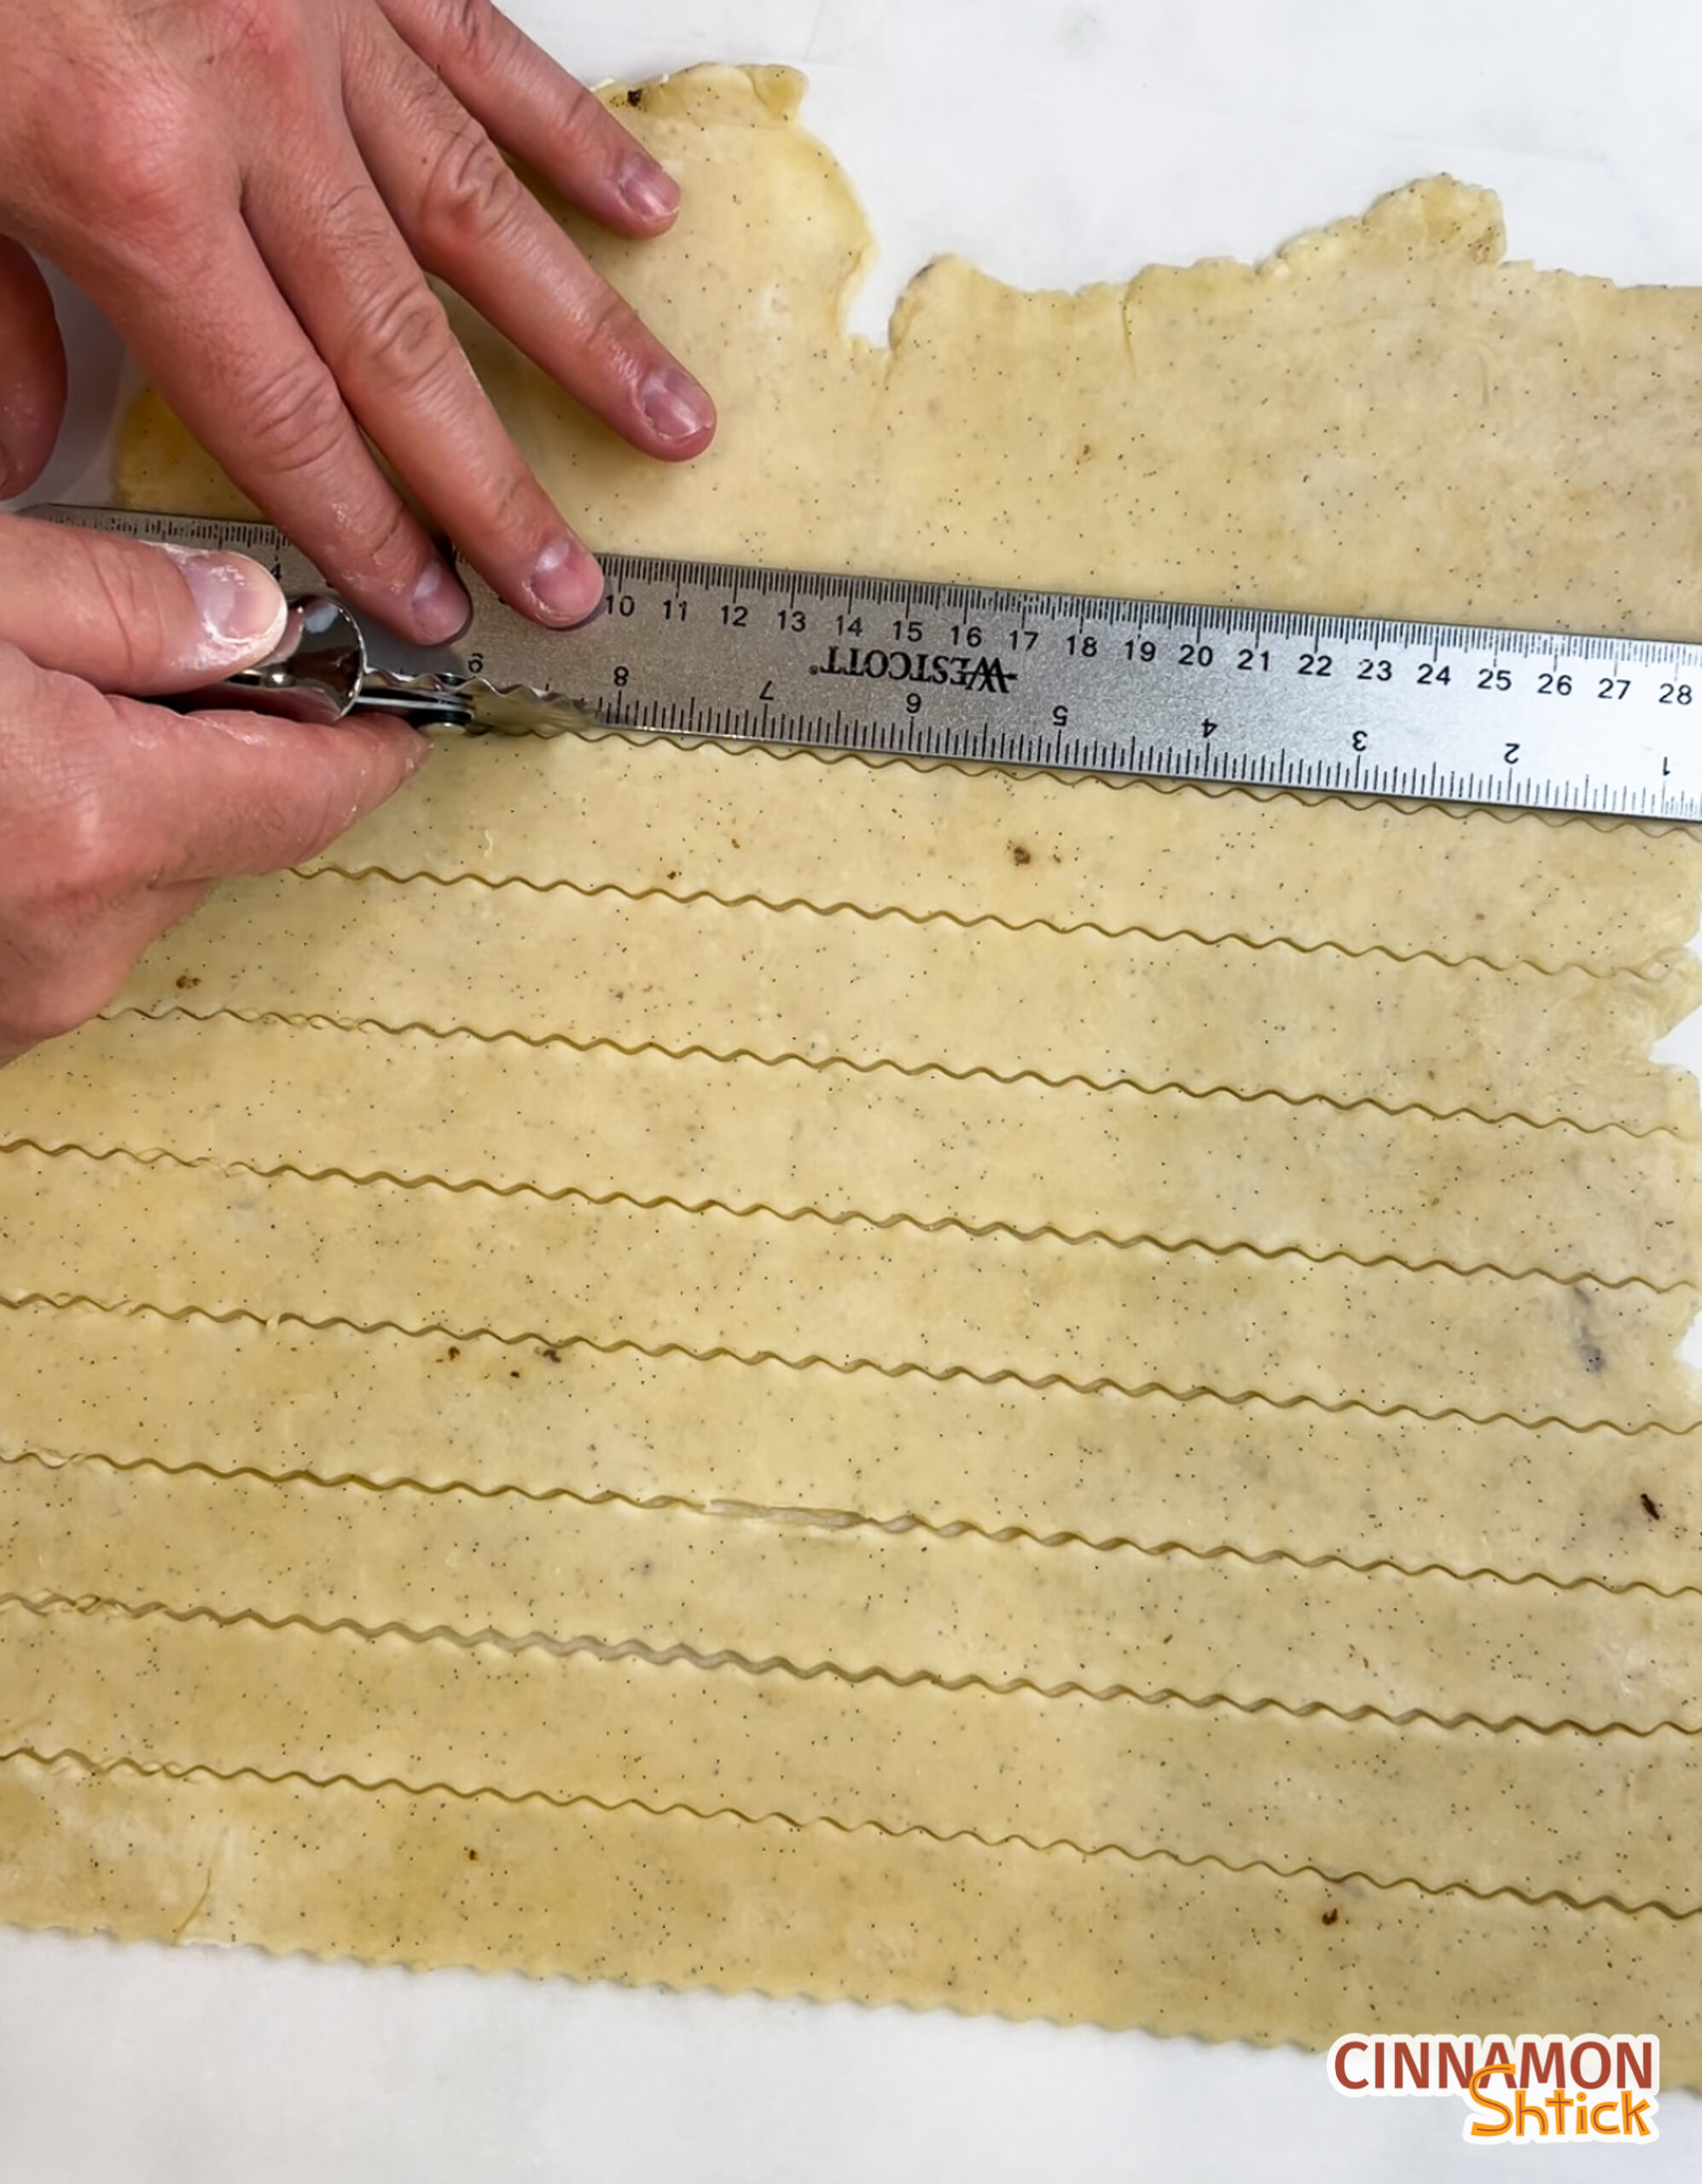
(46, 504, 1702, 818)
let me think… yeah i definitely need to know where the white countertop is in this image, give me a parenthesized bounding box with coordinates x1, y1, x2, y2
(5, 3, 1702, 2175)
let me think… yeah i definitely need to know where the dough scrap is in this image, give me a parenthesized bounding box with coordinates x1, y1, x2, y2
(6, 60, 1700, 2071)
(119, 67, 1702, 641)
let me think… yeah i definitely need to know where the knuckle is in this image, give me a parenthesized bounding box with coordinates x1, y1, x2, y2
(578, 286, 648, 375)
(433, 0, 504, 77)
(81, 543, 176, 684)
(201, 0, 299, 62)
(49, 99, 195, 247)
(554, 77, 611, 166)
(347, 492, 418, 577)
(415, 120, 520, 257)
(348, 277, 456, 394)
(236, 351, 350, 480)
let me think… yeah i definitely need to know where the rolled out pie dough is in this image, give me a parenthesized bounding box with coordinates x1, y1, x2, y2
(5, 62, 1702, 2071)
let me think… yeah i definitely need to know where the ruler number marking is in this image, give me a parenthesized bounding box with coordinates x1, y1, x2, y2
(43, 514, 1702, 818)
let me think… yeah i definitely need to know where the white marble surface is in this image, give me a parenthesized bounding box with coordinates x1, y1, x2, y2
(6, 2, 1702, 2175)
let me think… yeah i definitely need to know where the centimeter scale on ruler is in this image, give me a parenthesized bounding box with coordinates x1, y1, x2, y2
(44, 504, 1702, 819)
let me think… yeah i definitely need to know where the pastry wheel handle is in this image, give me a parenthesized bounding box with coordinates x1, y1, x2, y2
(183, 593, 475, 729)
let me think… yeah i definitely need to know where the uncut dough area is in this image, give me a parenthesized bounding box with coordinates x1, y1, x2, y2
(5, 61, 1702, 2081)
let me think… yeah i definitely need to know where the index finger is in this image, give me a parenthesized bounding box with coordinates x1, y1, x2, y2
(244, 143, 607, 626)
(88, 213, 472, 644)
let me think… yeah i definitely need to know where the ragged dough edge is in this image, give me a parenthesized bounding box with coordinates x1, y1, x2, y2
(116, 71, 1702, 636)
(5, 1137, 1684, 1292)
(5, 1750, 1701, 2084)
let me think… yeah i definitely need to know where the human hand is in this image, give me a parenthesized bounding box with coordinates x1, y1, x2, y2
(0, 0, 712, 642)
(0, 512, 426, 1065)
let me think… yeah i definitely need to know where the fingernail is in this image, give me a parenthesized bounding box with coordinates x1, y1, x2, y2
(619, 154, 679, 224)
(411, 557, 471, 643)
(402, 732, 434, 777)
(641, 366, 715, 444)
(160, 547, 289, 669)
(527, 536, 603, 626)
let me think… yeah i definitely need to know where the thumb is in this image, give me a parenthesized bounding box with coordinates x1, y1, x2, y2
(0, 241, 67, 497)
(0, 508, 288, 694)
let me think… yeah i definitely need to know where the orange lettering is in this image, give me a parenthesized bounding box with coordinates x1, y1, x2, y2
(1467, 2065, 1512, 2139)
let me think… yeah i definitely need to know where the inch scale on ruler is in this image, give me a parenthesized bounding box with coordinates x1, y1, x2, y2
(44, 504, 1702, 819)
